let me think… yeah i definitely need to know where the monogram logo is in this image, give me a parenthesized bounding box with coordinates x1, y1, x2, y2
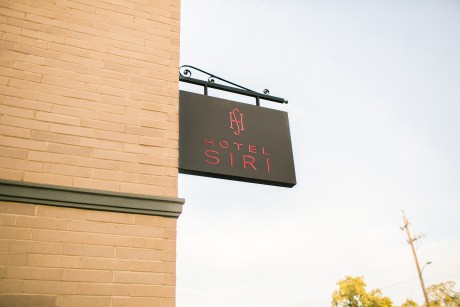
(229, 108, 244, 135)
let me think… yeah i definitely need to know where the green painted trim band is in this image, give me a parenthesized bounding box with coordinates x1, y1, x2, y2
(0, 179, 184, 218)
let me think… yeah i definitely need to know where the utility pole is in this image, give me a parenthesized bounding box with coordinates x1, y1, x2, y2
(401, 211, 430, 307)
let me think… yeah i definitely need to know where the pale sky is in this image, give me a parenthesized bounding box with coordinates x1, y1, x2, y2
(176, 1, 460, 306)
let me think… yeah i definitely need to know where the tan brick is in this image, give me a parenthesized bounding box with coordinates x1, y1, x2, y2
(36, 205, 86, 220)
(31, 131, 79, 145)
(43, 58, 88, 75)
(161, 250, 175, 262)
(3, 95, 53, 112)
(92, 148, 137, 162)
(0, 253, 28, 266)
(75, 157, 122, 171)
(0, 84, 37, 100)
(113, 271, 163, 285)
(20, 28, 65, 44)
(162, 285, 175, 298)
(0, 240, 8, 252)
(49, 123, 94, 138)
(0, 66, 42, 83)
(56, 0, 96, 13)
(115, 247, 160, 261)
(62, 269, 113, 282)
(55, 86, 100, 102)
(67, 220, 117, 234)
(117, 223, 164, 238)
(7, 17, 52, 35)
(0, 294, 57, 307)
(52, 104, 97, 120)
(0, 215, 15, 226)
(42, 75, 86, 92)
(124, 125, 165, 138)
(79, 257, 130, 271)
(0, 125, 31, 138)
(24, 172, 73, 187)
(42, 163, 91, 177)
(128, 284, 162, 297)
(0, 201, 36, 216)
(6, 266, 62, 280)
(57, 295, 111, 307)
(72, 178, 120, 192)
(164, 228, 176, 240)
(28, 254, 80, 268)
(15, 216, 67, 230)
(85, 211, 133, 225)
(35, 111, 81, 126)
(0, 279, 23, 293)
(132, 237, 165, 250)
(0, 7, 25, 19)
(83, 100, 126, 114)
(79, 137, 123, 151)
(134, 215, 176, 228)
(91, 50, 130, 66)
(63, 243, 114, 257)
(28, 150, 77, 165)
(0, 0, 180, 300)
(119, 182, 164, 196)
(113, 297, 161, 307)
(161, 297, 175, 307)
(49, 42, 92, 58)
(47, 143, 92, 157)
(31, 229, 85, 243)
(163, 273, 175, 286)
(123, 162, 165, 176)
(131, 260, 164, 273)
(77, 283, 113, 296)
(123, 143, 167, 156)
(15, 43, 60, 61)
(0, 168, 23, 180)
(23, 280, 77, 295)
(0, 226, 30, 240)
(12, 59, 59, 77)
(9, 240, 63, 255)
(0, 115, 49, 132)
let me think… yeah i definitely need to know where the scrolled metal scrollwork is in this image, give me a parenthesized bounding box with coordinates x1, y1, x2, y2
(179, 65, 288, 105)
(179, 66, 192, 77)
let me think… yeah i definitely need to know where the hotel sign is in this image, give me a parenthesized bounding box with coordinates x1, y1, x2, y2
(179, 91, 296, 187)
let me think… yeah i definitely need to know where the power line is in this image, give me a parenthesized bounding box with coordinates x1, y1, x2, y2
(379, 278, 419, 289)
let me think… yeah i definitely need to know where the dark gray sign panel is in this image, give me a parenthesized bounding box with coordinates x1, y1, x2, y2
(179, 90, 296, 187)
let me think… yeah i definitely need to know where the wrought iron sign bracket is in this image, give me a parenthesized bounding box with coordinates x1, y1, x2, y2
(179, 65, 288, 106)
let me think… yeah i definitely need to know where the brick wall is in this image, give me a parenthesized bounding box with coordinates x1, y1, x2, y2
(0, 0, 181, 198)
(0, 0, 182, 306)
(0, 201, 177, 307)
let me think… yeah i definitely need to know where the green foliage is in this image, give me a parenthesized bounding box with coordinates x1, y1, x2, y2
(401, 299, 419, 307)
(331, 276, 394, 307)
(332, 277, 460, 307)
(426, 281, 460, 307)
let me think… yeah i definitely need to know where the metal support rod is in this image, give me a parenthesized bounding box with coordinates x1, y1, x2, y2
(402, 212, 431, 307)
(179, 65, 288, 106)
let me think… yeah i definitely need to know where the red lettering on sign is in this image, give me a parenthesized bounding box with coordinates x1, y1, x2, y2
(262, 147, 270, 156)
(229, 108, 245, 135)
(230, 152, 234, 168)
(248, 144, 257, 153)
(266, 157, 271, 173)
(220, 140, 229, 148)
(243, 155, 257, 171)
(204, 150, 219, 165)
(234, 142, 243, 151)
(204, 138, 215, 146)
